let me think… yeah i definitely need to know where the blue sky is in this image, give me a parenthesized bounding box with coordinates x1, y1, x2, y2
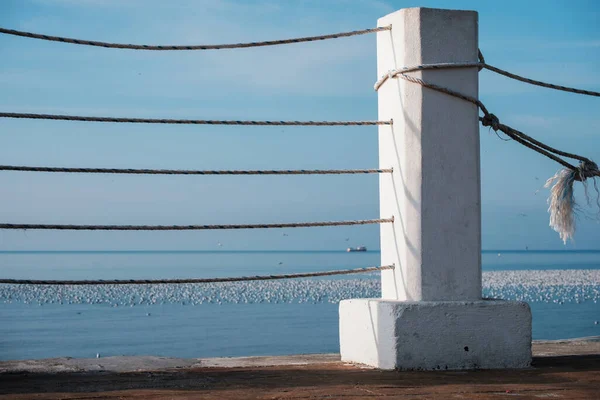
(0, 0, 598, 251)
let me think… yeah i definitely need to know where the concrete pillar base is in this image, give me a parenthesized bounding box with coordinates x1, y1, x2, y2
(339, 299, 532, 370)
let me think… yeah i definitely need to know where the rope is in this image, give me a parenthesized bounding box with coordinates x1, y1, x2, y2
(0, 165, 393, 176)
(0, 218, 394, 231)
(374, 58, 599, 243)
(0, 26, 390, 51)
(0, 265, 395, 285)
(0, 112, 390, 126)
(482, 63, 600, 98)
(478, 115, 592, 172)
(373, 62, 481, 91)
(374, 58, 600, 98)
(374, 62, 595, 172)
(476, 51, 599, 97)
(544, 162, 600, 244)
(389, 72, 485, 109)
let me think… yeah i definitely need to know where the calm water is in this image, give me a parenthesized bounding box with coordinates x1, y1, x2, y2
(1, 250, 599, 361)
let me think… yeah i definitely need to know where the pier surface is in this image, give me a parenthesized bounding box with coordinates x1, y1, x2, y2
(1, 338, 599, 399)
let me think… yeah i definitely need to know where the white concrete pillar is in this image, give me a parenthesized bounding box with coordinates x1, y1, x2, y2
(378, 7, 481, 301)
(339, 7, 532, 370)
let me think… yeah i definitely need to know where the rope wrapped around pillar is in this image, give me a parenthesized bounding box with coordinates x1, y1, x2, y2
(375, 60, 600, 243)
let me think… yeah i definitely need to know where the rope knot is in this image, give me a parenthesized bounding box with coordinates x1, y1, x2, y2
(481, 113, 500, 131)
(576, 160, 599, 181)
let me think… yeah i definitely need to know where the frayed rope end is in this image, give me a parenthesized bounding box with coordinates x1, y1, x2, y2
(545, 161, 599, 244)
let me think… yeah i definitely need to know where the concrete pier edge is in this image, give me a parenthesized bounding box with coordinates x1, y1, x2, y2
(1, 337, 597, 374)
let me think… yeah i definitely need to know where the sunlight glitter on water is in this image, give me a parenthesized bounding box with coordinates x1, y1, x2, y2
(1, 270, 598, 306)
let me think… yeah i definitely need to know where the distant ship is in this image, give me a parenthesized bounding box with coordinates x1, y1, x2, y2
(347, 246, 367, 252)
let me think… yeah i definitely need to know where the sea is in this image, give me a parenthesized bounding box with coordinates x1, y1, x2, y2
(0, 250, 599, 361)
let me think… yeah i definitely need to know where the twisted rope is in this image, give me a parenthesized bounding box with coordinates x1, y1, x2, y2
(374, 57, 600, 98)
(479, 115, 593, 173)
(0, 218, 393, 231)
(375, 63, 595, 171)
(0, 26, 390, 50)
(0, 112, 390, 126)
(390, 72, 485, 110)
(0, 165, 393, 176)
(545, 161, 600, 243)
(476, 51, 599, 97)
(375, 59, 599, 243)
(482, 63, 600, 98)
(0, 265, 394, 285)
(373, 62, 481, 91)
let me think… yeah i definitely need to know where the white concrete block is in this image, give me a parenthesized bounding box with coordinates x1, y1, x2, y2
(339, 7, 531, 371)
(378, 7, 481, 301)
(340, 299, 532, 370)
